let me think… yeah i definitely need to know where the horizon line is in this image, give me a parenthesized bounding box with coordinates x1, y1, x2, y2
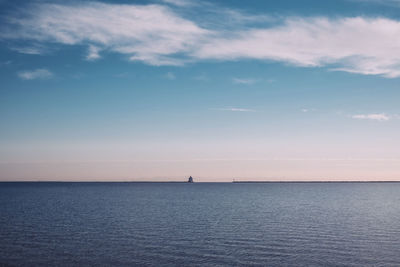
(1, 180, 400, 183)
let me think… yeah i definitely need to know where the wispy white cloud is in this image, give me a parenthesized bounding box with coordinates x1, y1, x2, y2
(213, 107, 256, 112)
(9, 42, 51, 55)
(193, 73, 209, 81)
(164, 72, 176, 80)
(2, 2, 400, 77)
(0, 60, 12, 66)
(2, 2, 209, 66)
(232, 78, 257, 85)
(86, 45, 101, 61)
(195, 17, 400, 78)
(113, 72, 130, 78)
(17, 68, 53, 80)
(10, 46, 44, 55)
(70, 72, 86, 80)
(301, 108, 316, 113)
(160, 0, 195, 7)
(351, 113, 390, 121)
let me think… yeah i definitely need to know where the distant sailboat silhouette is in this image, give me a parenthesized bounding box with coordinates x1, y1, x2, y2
(188, 176, 194, 183)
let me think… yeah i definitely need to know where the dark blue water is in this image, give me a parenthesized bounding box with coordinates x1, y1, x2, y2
(1, 182, 400, 266)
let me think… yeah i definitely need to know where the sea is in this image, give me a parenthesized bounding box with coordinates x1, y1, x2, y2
(1, 182, 400, 266)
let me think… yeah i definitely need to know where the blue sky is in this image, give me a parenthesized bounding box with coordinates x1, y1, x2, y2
(0, 0, 399, 181)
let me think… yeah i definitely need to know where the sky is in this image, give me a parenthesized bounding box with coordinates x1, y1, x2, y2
(0, 0, 399, 181)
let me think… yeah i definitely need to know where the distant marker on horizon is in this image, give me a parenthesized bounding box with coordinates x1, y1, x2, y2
(188, 176, 194, 183)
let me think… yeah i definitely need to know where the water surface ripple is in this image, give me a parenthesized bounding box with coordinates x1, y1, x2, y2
(1, 182, 400, 266)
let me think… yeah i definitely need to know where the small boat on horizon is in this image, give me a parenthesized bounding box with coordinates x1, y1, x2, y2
(188, 176, 194, 183)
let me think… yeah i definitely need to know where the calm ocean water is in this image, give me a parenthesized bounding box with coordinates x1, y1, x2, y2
(1, 182, 400, 266)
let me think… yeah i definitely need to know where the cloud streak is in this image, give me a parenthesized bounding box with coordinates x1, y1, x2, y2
(195, 17, 400, 78)
(86, 45, 101, 61)
(17, 68, 53, 80)
(232, 78, 257, 85)
(164, 72, 176, 80)
(351, 113, 390, 121)
(161, 0, 195, 7)
(10, 46, 44, 55)
(2, 2, 400, 77)
(213, 108, 256, 112)
(3, 2, 209, 66)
